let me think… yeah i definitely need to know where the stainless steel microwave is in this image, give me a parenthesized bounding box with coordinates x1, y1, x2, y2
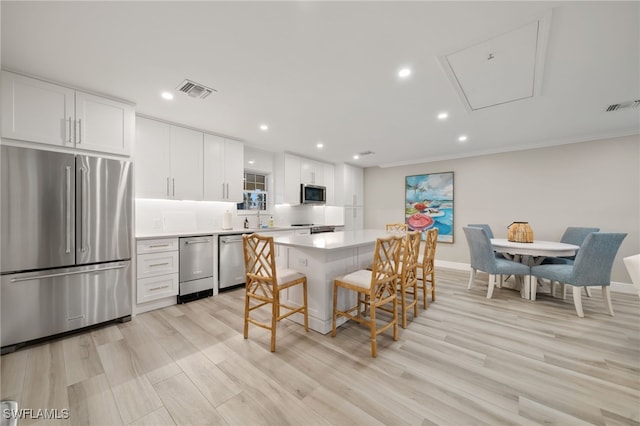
(300, 184, 326, 204)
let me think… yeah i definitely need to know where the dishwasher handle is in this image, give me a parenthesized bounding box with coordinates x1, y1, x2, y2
(220, 235, 245, 244)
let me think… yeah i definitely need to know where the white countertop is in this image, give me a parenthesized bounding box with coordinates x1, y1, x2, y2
(274, 229, 393, 250)
(136, 226, 311, 240)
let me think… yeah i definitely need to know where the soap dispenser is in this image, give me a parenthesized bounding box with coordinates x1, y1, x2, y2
(244, 217, 249, 229)
(268, 216, 274, 228)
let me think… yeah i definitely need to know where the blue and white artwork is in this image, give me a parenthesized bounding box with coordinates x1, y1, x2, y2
(405, 172, 454, 243)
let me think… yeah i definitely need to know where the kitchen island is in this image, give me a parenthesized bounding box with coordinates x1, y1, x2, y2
(273, 229, 392, 334)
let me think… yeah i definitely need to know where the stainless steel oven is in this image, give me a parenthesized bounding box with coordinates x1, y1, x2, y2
(178, 236, 214, 303)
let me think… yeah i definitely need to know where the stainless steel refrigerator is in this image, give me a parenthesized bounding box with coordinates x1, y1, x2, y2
(1, 145, 132, 353)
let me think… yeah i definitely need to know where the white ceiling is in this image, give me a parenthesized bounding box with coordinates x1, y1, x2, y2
(2, 1, 638, 168)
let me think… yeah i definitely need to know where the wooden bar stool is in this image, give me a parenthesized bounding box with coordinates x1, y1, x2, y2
(416, 228, 438, 308)
(332, 234, 403, 357)
(242, 233, 308, 352)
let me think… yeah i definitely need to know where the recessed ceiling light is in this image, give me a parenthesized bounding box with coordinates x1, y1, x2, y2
(248, 160, 255, 165)
(458, 135, 468, 142)
(353, 155, 359, 160)
(316, 143, 324, 149)
(260, 124, 269, 131)
(161, 92, 174, 100)
(437, 112, 449, 120)
(398, 68, 412, 78)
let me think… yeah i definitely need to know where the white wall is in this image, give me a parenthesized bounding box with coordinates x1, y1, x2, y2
(364, 135, 640, 283)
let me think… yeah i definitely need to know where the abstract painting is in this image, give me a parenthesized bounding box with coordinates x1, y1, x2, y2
(405, 172, 454, 243)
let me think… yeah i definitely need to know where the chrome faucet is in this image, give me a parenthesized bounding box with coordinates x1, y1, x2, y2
(256, 209, 261, 228)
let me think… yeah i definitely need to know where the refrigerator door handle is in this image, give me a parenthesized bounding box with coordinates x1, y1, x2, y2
(9, 264, 127, 283)
(80, 166, 88, 252)
(65, 166, 72, 254)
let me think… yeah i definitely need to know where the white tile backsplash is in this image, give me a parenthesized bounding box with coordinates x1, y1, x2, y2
(136, 199, 344, 235)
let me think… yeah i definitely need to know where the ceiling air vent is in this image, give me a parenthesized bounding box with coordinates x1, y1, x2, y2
(176, 79, 216, 99)
(605, 99, 640, 112)
(358, 151, 375, 157)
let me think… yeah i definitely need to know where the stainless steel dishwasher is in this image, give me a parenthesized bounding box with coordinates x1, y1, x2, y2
(218, 234, 246, 290)
(178, 236, 214, 303)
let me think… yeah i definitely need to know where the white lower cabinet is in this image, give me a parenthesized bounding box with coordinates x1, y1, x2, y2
(137, 274, 179, 305)
(136, 238, 179, 306)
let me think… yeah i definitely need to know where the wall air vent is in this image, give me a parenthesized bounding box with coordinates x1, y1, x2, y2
(605, 100, 640, 112)
(176, 79, 216, 99)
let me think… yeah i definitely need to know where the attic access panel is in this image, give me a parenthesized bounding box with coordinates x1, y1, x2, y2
(439, 13, 551, 111)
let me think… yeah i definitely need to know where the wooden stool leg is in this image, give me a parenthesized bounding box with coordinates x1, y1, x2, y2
(332, 283, 338, 337)
(370, 301, 377, 358)
(303, 279, 309, 331)
(271, 295, 278, 352)
(244, 293, 250, 339)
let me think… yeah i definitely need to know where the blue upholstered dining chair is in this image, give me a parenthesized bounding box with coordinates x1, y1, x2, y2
(463, 226, 531, 299)
(543, 226, 600, 265)
(530, 232, 627, 317)
(467, 224, 494, 238)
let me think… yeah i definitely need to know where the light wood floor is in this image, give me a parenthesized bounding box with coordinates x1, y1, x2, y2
(2, 268, 639, 425)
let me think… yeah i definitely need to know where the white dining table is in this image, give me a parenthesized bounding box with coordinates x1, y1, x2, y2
(490, 238, 579, 300)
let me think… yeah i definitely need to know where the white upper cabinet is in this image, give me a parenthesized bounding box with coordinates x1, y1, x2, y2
(275, 153, 336, 205)
(171, 126, 203, 200)
(275, 153, 301, 205)
(203, 133, 244, 202)
(135, 117, 203, 200)
(324, 162, 335, 206)
(74, 91, 134, 155)
(300, 158, 324, 185)
(1, 71, 133, 156)
(335, 163, 364, 206)
(135, 117, 172, 199)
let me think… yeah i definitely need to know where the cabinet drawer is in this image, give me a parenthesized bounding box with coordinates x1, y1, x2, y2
(137, 273, 179, 304)
(137, 251, 179, 278)
(136, 238, 179, 254)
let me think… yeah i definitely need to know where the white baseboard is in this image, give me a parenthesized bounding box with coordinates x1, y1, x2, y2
(435, 260, 638, 295)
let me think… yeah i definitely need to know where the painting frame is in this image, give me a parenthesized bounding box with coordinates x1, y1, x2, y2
(405, 171, 454, 243)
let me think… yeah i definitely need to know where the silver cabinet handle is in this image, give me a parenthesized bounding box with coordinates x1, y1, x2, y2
(149, 244, 170, 249)
(80, 166, 88, 252)
(77, 118, 82, 143)
(226, 183, 229, 199)
(65, 166, 72, 254)
(149, 285, 170, 291)
(172, 178, 175, 197)
(67, 117, 73, 143)
(166, 177, 170, 197)
(9, 264, 127, 282)
(149, 262, 170, 267)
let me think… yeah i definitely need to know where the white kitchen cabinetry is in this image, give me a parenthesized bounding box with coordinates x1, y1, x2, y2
(335, 163, 364, 230)
(301, 158, 324, 185)
(323, 163, 335, 205)
(275, 153, 302, 205)
(136, 238, 179, 304)
(171, 126, 204, 200)
(275, 153, 335, 205)
(1, 70, 133, 156)
(135, 116, 203, 200)
(203, 133, 244, 202)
